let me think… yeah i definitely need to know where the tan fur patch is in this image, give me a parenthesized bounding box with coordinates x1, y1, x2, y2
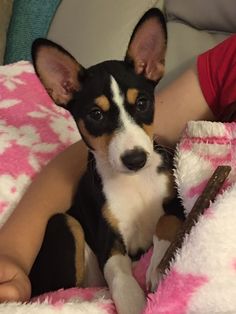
(127, 88, 139, 105)
(95, 95, 110, 111)
(158, 170, 182, 242)
(102, 204, 119, 232)
(78, 120, 112, 155)
(156, 215, 183, 242)
(102, 205, 126, 258)
(66, 214, 85, 286)
(143, 123, 154, 139)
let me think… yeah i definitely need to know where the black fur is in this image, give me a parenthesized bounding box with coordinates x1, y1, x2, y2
(30, 214, 78, 296)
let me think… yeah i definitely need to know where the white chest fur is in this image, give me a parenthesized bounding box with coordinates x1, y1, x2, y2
(96, 152, 170, 255)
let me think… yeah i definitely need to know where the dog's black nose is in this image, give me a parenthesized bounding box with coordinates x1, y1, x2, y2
(121, 149, 147, 171)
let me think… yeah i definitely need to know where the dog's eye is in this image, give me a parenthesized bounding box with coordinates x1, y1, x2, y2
(87, 108, 104, 121)
(136, 96, 151, 112)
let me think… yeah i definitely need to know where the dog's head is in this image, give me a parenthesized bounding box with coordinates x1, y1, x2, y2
(32, 8, 167, 173)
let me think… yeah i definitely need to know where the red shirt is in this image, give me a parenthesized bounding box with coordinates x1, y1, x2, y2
(197, 34, 236, 120)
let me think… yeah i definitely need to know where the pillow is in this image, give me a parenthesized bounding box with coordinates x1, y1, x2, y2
(4, 0, 61, 64)
(165, 0, 236, 33)
(0, 61, 80, 225)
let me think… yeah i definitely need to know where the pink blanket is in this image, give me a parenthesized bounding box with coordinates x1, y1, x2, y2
(0, 61, 79, 226)
(1, 61, 236, 313)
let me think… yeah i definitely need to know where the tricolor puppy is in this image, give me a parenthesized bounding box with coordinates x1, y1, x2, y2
(30, 8, 183, 314)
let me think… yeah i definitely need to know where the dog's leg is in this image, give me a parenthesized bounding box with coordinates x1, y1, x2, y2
(104, 253, 146, 314)
(83, 243, 106, 287)
(146, 215, 183, 292)
(30, 213, 85, 296)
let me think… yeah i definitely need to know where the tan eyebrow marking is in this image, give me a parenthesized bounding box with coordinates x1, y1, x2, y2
(95, 95, 110, 111)
(126, 88, 139, 105)
(78, 119, 113, 154)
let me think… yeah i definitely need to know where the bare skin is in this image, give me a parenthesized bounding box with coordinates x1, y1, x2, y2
(0, 66, 215, 302)
(154, 66, 215, 147)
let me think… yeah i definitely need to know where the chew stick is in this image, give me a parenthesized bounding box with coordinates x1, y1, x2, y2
(158, 165, 231, 275)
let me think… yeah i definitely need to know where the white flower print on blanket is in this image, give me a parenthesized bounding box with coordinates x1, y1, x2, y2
(0, 61, 34, 91)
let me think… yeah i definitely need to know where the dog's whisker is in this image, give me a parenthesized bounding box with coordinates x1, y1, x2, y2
(154, 144, 174, 157)
(153, 140, 175, 153)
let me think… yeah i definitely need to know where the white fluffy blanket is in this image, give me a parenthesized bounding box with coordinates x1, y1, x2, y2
(1, 62, 236, 313)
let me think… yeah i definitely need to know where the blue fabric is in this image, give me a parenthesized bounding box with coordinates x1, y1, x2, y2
(4, 0, 61, 64)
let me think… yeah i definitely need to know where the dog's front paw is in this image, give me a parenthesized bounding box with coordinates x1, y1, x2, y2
(146, 237, 170, 292)
(105, 254, 146, 314)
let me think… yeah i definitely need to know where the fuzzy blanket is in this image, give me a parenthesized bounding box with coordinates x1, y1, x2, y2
(0, 61, 236, 313)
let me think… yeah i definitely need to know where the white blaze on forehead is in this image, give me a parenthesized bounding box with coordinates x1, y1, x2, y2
(110, 76, 124, 108)
(109, 75, 153, 172)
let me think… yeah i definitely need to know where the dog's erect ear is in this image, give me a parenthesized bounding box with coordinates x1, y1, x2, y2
(32, 38, 84, 106)
(125, 8, 167, 83)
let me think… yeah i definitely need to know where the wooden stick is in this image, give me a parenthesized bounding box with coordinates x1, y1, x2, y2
(158, 165, 231, 275)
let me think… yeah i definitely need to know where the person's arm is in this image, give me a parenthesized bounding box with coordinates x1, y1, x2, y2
(0, 140, 87, 301)
(154, 66, 215, 147)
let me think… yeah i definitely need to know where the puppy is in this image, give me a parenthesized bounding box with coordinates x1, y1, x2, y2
(29, 8, 183, 314)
